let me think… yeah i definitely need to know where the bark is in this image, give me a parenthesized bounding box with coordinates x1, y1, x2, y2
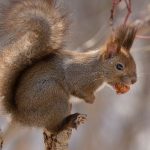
(43, 128, 72, 150)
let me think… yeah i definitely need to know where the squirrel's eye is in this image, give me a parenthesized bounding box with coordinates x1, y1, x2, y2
(116, 63, 124, 70)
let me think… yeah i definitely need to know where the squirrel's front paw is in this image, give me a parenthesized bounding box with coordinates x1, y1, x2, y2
(71, 113, 87, 129)
(60, 113, 87, 130)
(84, 94, 95, 104)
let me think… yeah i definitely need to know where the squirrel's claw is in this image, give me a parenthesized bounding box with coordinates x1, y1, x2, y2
(60, 113, 87, 131)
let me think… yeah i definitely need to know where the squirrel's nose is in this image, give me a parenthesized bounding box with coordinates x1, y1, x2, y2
(131, 77, 137, 84)
(122, 75, 137, 84)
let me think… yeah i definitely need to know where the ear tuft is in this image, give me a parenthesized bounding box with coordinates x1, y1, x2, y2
(115, 25, 138, 50)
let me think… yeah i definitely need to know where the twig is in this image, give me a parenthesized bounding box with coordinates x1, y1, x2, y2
(124, 0, 132, 25)
(134, 17, 150, 40)
(136, 35, 150, 39)
(110, 0, 132, 27)
(110, 0, 121, 27)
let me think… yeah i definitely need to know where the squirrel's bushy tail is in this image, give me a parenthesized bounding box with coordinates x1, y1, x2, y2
(0, 0, 68, 113)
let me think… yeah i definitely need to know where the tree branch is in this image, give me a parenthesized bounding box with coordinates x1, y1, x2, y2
(134, 16, 150, 39)
(43, 113, 87, 150)
(43, 128, 72, 150)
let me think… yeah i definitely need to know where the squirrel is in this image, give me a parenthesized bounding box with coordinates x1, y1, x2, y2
(0, 0, 137, 134)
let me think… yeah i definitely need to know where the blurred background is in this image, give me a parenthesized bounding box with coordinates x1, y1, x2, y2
(0, 0, 150, 150)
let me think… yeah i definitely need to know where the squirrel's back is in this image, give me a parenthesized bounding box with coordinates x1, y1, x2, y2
(0, 0, 68, 113)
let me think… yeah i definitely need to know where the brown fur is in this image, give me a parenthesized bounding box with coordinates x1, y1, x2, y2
(0, 0, 137, 132)
(0, 0, 67, 113)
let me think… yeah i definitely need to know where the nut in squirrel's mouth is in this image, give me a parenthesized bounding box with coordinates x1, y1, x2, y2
(109, 83, 130, 94)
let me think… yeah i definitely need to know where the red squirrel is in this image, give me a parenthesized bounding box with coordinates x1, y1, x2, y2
(0, 0, 137, 137)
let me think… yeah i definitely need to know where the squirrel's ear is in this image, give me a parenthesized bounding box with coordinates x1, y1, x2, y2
(104, 41, 121, 59)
